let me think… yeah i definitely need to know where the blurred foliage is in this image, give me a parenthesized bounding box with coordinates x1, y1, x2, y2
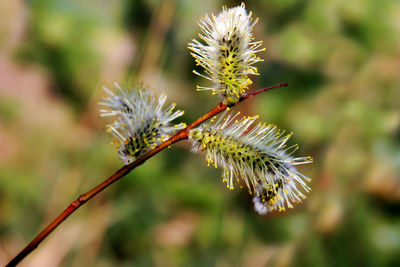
(0, 0, 399, 266)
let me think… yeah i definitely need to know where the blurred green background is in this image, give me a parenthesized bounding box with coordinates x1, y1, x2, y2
(0, 0, 399, 266)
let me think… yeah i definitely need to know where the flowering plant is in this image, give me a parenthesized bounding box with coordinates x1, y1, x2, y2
(7, 3, 312, 266)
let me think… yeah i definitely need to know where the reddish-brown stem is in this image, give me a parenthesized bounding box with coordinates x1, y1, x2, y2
(6, 82, 288, 267)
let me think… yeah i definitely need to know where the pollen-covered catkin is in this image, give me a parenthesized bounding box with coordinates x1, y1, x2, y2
(99, 83, 186, 164)
(189, 3, 264, 105)
(189, 112, 313, 214)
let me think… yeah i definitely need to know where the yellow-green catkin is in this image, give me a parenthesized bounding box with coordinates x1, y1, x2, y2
(99, 83, 186, 164)
(189, 3, 265, 105)
(189, 112, 313, 214)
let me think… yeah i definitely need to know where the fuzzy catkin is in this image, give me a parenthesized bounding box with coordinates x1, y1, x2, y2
(189, 111, 313, 214)
(189, 3, 264, 104)
(99, 83, 185, 164)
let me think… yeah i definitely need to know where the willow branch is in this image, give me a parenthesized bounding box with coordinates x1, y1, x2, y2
(6, 82, 289, 267)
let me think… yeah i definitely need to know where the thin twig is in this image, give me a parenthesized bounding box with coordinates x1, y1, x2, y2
(6, 82, 289, 267)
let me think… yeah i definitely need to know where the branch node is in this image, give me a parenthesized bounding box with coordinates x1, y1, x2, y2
(78, 194, 86, 204)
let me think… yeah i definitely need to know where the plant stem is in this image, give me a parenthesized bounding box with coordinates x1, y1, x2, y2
(6, 82, 288, 267)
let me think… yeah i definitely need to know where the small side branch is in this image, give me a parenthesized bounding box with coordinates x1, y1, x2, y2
(6, 82, 288, 267)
